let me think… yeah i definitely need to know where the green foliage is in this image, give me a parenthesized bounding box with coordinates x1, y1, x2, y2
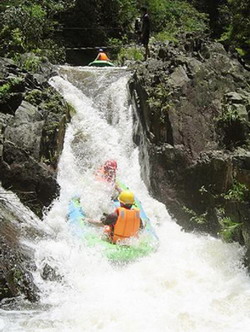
(25, 87, 65, 114)
(16, 54, 44, 72)
(225, 0, 250, 61)
(60, 0, 208, 57)
(148, 95, 162, 109)
(117, 46, 144, 63)
(109, 36, 144, 63)
(1, 0, 248, 64)
(33, 40, 66, 64)
(219, 216, 242, 242)
(2, 4, 47, 49)
(0, 83, 11, 99)
(148, 83, 172, 118)
(67, 102, 76, 117)
(217, 103, 249, 149)
(109, 37, 124, 49)
(183, 206, 207, 224)
(217, 107, 241, 123)
(67, 0, 137, 49)
(144, 0, 208, 36)
(100, 0, 137, 34)
(108, 37, 126, 59)
(222, 181, 249, 202)
(235, 48, 246, 57)
(0, 76, 24, 100)
(0, 0, 73, 62)
(191, 0, 250, 61)
(188, 0, 229, 37)
(25, 89, 44, 105)
(8, 76, 24, 89)
(152, 31, 178, 43)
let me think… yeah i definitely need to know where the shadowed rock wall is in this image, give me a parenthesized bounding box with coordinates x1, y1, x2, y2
(130, 34, 250, 263)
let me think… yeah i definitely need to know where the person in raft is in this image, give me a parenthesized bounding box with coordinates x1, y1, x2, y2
(95, 159, 122, 197)
(101, 190, 144, 243)
(95, 48, 110, 61)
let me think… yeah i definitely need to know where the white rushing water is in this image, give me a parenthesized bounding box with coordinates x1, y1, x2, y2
(2, 65, 250, 332)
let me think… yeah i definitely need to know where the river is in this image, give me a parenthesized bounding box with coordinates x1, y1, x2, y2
(1, 65, 250, 332)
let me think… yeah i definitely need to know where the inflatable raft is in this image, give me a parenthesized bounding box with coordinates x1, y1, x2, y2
(88, 60, 114, 67)
(67, 186, 159, 263)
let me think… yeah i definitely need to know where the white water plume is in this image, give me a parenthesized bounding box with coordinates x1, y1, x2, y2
(2, 66, 250, 332)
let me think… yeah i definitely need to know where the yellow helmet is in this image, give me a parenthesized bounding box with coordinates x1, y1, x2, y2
(118, 190, 135, 205)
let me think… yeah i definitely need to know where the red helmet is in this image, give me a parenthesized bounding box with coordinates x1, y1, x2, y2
(104, 160, 117, 171)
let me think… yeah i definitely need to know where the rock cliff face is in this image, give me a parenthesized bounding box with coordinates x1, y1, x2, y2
(0, 56, 70, 302)
(130, 34, 250, 263)
(0, 186, 49, 303)
(0, 57, 71, 217)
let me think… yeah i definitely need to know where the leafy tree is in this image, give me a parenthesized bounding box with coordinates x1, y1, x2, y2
(0, 0, 76, 62)
(2, 0, 248, 64)
(61, 0, 137, 48)
(133, 0, 208, 40)
(223, 0, 250, 60)
(2, 4, 48, 49)
(189, 0, 250, 61)
(187, 0, 227, 37)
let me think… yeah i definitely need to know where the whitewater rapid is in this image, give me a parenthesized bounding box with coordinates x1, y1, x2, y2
(2, 65, 250, 332)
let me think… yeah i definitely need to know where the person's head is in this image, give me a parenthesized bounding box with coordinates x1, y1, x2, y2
(99, 48, 103, 52)
(104, 160, 117, 172)
(118, 190, 135, 208)
(140, 6, 147, 14)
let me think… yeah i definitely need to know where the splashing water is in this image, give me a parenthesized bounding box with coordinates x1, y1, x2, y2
(2, 66, 250, 332)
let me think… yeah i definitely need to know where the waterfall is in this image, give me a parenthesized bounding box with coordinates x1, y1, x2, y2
(2, 65, 250, 332)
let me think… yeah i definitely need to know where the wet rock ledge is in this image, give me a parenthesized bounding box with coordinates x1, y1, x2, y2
(0, 189, 44, 303)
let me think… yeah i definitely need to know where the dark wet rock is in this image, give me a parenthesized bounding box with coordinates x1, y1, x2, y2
(130, 34, 250, 262)
(0, 55, 70, 303)
(1, 141, 59, 217)
(0, 92, 23, 115)
(0, 188, 49, 303)
(0, 56, 71, 216)
(4, 101, 44, 159)
(41, 263, 62, 282)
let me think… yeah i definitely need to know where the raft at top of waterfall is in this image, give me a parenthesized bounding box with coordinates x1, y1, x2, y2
(67, 162, 159, 263)
(88, 48, 115, 67)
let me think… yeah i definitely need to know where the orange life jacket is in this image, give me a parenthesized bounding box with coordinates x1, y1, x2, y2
(97, 52, 109, 61)
(112, 207, 140, 243)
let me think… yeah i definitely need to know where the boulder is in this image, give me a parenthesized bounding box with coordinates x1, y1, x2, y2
(0, 186, 49, 302)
